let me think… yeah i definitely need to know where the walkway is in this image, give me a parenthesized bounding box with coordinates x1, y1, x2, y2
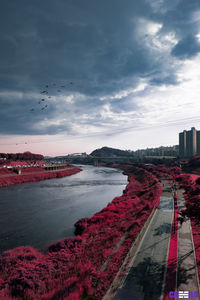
(177, 188, 200, 295)
(113, 180, 173, 300)
(105, 180, 200, 300)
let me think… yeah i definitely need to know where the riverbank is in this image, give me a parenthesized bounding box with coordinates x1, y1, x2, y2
(0, 165, 163, 299)
(0, 166, 82, 187)
(0, 165, 126, 253)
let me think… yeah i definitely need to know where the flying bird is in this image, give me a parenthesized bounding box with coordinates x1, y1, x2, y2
(41, 90, 48, 94)
(45, 85, 49, 88)
(41, 105, 48, 110)
(30, 108, 34, 112)
(41, 99, 45, 101)
(57, 89, 61, 92)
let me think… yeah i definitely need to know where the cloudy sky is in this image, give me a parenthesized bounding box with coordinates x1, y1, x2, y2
(1, 0, 200, 156)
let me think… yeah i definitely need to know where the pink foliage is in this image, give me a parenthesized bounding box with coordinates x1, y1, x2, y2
(0, 167, 81, 187)
(163, 197, 178, 299)
(0, 166, 164, 299)
(177, 173, 200, 280)
(0, 168, 13, 175)
(0, 152, 44, 162)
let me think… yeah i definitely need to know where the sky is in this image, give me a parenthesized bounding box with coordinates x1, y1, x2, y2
(0, 0, 200, 156)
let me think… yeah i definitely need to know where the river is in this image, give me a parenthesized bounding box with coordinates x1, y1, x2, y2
(0, 165, 127, 253)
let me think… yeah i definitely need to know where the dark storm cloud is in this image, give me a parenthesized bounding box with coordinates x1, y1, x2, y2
(0, 93, 72, 135)
(0, 0, 200, 135)
(171, 35, 200, 59)
(109, 97, 139, 114)
(149, 73, 178, 86)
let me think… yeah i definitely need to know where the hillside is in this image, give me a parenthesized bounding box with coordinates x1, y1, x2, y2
(90, 146, 133, 157)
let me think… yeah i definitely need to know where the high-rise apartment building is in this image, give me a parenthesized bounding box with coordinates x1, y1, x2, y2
(179, 127, 200, 158)
(179, 130, 187, 157)
(197, 131, 200, 155)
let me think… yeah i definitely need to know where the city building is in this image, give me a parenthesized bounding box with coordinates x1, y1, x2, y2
(179, 127, 200, 158)
(134, 145, 179, 158)
(179, 130, 187, 157)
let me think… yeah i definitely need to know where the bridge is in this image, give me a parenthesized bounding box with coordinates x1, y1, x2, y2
(91, 156, 135, 166)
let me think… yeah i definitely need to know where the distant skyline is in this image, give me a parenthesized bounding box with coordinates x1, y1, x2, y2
(1, 1, 200, 156)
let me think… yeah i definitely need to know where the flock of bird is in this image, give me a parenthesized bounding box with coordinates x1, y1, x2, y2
(29, 82, 74, 112)
(19, 82, 74, 146)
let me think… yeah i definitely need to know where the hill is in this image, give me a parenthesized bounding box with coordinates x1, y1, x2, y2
(90, 146, 134, 157)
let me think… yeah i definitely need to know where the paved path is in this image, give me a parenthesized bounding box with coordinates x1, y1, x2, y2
(177, 189, 200, 295)
(114, 180, 174, 300)
(108, 180, 200, 300)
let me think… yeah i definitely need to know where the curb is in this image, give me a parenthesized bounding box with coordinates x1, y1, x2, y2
(103, 182, 162, 300)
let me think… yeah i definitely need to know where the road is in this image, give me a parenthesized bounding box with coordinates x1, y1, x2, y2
(114, 181, 174, 300)
(177, 188, 200, 296)
(105, 180, 200, 300)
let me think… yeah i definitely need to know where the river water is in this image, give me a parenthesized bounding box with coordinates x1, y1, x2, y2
(0, 165, 127, 253)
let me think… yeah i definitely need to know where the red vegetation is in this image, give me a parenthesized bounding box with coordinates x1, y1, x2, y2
(19, 167, 45, 174)
(176, 173, 200, 280)
(0, 166, 81, 187)
(163, 195, 178, 300)
(191, 220, 200, 282)
(0, 166, 162, 299)
(0, 168, 13, 176)
(178, 174, 200, 222)
(145, 165, 200, 298)
(0, 152, 44, 162)
(137, 163, 182, 299)
(139, 163, 181, 180)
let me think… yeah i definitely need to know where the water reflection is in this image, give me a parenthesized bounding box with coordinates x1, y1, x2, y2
(0, 165, 127, 253)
